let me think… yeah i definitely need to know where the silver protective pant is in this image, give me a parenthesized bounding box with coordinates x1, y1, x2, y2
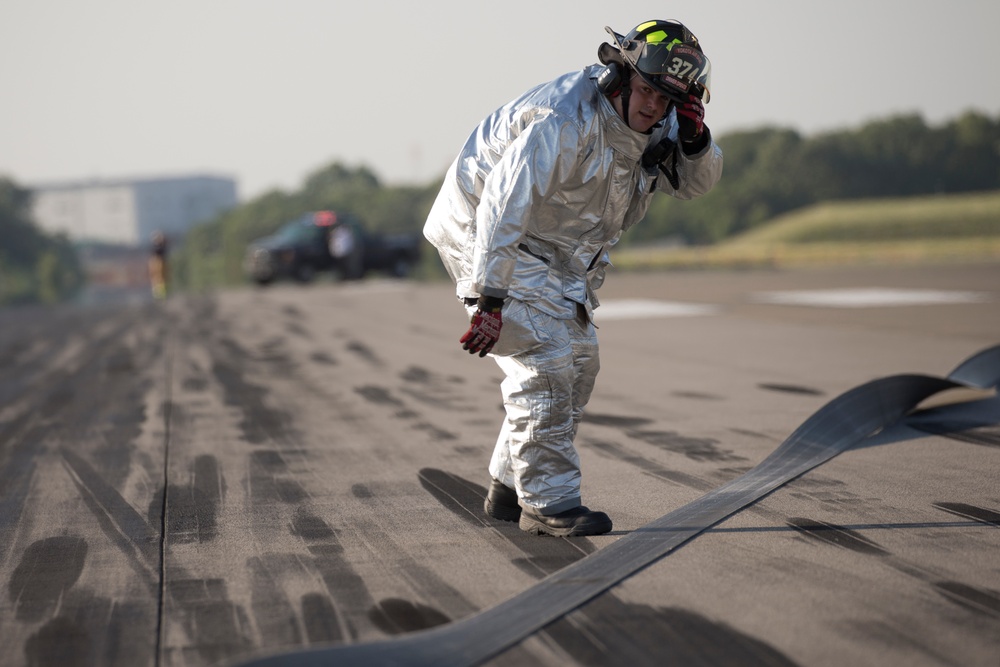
(485, 298, 600, 515)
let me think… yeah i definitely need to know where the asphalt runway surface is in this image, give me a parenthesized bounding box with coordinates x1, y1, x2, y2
(0, 262, 998, 667)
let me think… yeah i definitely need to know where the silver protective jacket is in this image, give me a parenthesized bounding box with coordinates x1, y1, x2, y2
(424, 64, 723, 321)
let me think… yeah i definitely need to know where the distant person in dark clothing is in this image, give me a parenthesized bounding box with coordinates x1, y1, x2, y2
(149, 231, 169, 299)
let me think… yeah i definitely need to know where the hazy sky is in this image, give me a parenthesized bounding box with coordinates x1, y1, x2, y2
(2, 1, 998, 201)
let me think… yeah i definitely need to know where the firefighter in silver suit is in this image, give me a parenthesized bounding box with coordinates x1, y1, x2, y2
(424, 20, 723, 536)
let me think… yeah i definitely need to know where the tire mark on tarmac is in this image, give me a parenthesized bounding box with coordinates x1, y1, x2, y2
(0, 304, 169, 667)
(543, 599, 800, 667)
(584, 411, 745, 463)
(758, 382, 825, 396)
(9, 536, 88, 622)
(233, 344, 1000, 667)
(416, 468, 797, 665)
(583, 438, 714, 491)
(912, 422, 1000, 449)
(181, 299, 425, 656)
(355, 385, 459, 440)
(60, 448, 159, 587)
(933, 502, 1000, 526)
(349, 474, 545, 665)
(789, 515, 1000, 619)
(164, 296, 365, 660)
(0, 308, 149, 557)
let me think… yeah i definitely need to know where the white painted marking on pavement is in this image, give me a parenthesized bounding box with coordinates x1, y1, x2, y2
(751, 288, 991, 308)
(595, 299, 719, 320)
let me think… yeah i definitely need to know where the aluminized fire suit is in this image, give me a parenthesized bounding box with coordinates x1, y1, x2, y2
(424, 63, 723, 515)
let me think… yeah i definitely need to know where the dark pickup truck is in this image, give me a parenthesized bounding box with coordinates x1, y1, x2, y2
(243, 210, 422, 285)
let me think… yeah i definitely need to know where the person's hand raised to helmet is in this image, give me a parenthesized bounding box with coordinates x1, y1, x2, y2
(676, 93, 707, 150)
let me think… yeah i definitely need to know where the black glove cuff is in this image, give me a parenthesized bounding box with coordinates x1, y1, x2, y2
(681, 126, 711, 155)
(477, 295, 505, 313)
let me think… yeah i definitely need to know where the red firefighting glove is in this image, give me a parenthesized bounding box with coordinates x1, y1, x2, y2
(460, 296, 504, 357)
(675, 93, 705, 144)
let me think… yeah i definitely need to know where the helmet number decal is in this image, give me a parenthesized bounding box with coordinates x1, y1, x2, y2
(658, 44, 706, 93)
(666, 57, 699, 81)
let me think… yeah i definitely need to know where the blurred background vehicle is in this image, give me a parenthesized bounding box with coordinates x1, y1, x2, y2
(243, 210, 422, 285)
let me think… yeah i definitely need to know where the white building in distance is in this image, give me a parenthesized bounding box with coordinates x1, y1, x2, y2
(30, 174, 238, 246)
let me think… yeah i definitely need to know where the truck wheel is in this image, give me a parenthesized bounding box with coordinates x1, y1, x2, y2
(294, 263, 316, 283)
(390, 256, 413, 278)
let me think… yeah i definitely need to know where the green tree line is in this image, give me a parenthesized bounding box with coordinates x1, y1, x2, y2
(175, 109, 1000, 289)
(632, 110, 1000, 245)
(4, 109, 997, 301)
(0, 178, 85, 305)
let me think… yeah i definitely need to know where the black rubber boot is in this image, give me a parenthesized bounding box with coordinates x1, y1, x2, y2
(519, 506, 613, 537)
(484, 479, 521, 522)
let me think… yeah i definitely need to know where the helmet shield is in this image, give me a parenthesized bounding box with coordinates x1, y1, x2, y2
(605, 24, 712, 103)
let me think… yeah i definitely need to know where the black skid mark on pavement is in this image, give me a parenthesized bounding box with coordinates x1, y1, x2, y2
(152, 454, 225, 543)
(248, 555, 306, 647)
(9, 536, 88, 622)
(309, 350, 337, 365)
(194, 453, 226, 505)
(353, 386, 435, 425)
(256, 337, 296, 367)
(399, 366, 433, 384)
(355, 385, 404, 407)
(583, 412, 742, 463)
(933, 502, 1000, 526)
(418, 468, 490, 528)
(291, 507, 336, 541)
(541, 599, 801, 667)
(24, 615, 91, 667)
(249, 450, 309, 504)
(285, 320, 311, 339)
(23, 587, 154, 667)
(785, 475, 869, 510)
(913, 422, 1000, 449)
(631, 429, 745, 463)
(583, 412, 653, 429)
(0, 450, 35, 563)
(211, 338, 299, 445)
(509, 555, 588, 579)
(274, 493, 375, 641)
(933, 581, 1000, 618)
(43, 385, 76, 414)
(368, 598, 450, 635)
(95, 371, 150, 489)
(306, 542, 374, 642)
(101, 346, 135, 376)
(351, 484, 373, 499)
(787, 518, 891, 556)
(790, 514, 1000, 621)
(168, 578, 256, 664)
(346, 340, 383, 366)
(412, 422, 458, 441)
(60, 448, 159, 584)
(757, 382, 825, 396)
(301, 592, 344, 644)
(232, 527, 356, 651)
(398, 366, 472, 411)
(729, 427, 774, 440)
(182, 375, 209, 391)
(584, 439, 713, 491)
(672, 389, 724, 401)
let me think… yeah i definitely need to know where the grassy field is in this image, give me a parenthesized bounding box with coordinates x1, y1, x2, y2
(614, 190, 1000, 270)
